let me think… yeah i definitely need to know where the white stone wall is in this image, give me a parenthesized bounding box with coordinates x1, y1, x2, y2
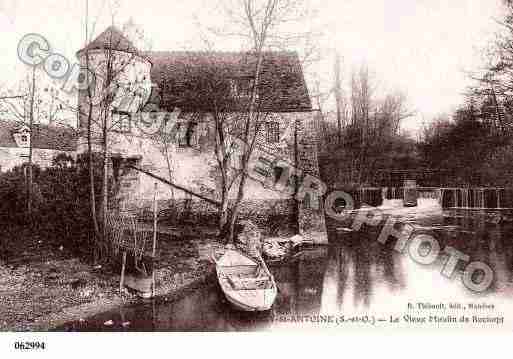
(0, 147, 75, 172)
(76, 110, 311, 203)
(77, 49, 152, 132)
(75, 47, 315, 207)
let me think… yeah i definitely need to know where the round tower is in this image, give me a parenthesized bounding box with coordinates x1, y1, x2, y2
(76, 26, 152, 154)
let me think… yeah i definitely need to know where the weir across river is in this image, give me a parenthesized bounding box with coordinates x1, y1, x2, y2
(360, 186, 513, 209)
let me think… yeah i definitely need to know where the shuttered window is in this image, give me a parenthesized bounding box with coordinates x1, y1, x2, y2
(112, 111, 131, 133)
(266, 121, 279, 143)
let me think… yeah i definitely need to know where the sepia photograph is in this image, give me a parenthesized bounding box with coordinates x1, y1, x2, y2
(1, 0, 513, 355)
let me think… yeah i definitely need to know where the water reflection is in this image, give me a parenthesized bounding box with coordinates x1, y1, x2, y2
(442, 214, 513, 294)
(313, 205, 513, 331)
(58, 202, 513, 331)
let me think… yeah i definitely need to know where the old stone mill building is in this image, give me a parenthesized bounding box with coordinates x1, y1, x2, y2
(75, 26, 327, 242)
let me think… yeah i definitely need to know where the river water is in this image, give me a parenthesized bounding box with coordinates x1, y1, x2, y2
(57, 199, 513, 331)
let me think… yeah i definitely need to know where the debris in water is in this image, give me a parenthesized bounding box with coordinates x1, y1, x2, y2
(122, 321, 130, 328)
(103, 320, 114, 326)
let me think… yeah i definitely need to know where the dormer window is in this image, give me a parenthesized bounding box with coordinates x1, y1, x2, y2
(229, 77, 257, 99)
(13, 126, 30, 148)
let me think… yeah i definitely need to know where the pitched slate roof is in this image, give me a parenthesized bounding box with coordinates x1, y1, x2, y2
(79, 26, 312, 112)
(142, 51, 312, 112)
(0, 120, 16, 148)
(0, 119, 77, 151)
(78, 26, 139, 55)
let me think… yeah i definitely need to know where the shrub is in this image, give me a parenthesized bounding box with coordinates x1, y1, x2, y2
(0, 154, 104, 258)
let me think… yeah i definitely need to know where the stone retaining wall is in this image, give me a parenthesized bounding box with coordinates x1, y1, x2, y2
(156, 198, 297, 236)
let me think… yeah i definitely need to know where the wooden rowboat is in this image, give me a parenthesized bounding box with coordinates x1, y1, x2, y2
(213, 249, 277, 312)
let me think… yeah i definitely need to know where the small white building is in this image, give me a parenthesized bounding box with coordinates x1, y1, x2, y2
(0, 119, 76, 172)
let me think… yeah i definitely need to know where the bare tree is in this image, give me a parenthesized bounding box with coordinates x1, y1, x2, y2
(84, 0, 101, 253)
(0, 68, 75, 217)
(179, 0, 318, 242)
(334, 53, 343, 145)
(348, 65, 374, 183)
(320, 62, 414, 185)
(472, 1, 513, 130)
(76, 7, 152, 259)
(219, 0, 317, 242)
(175, 53, 261, 239)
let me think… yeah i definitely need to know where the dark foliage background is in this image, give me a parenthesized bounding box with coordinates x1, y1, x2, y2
(0, 154, 103, 259)
(418, 102, 513, 187)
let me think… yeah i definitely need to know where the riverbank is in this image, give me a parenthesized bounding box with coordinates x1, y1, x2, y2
(0, 230, 222, 331)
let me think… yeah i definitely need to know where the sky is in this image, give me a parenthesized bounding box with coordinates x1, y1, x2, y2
(0, 0, 506, 135)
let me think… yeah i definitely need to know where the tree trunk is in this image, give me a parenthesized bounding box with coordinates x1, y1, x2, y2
(335, 54, 342, 145)
(226, 43, 265, 242)
(84, 23, 101, 259)
(87, 103, 100, 260)
(101, 112, 109, 244)
(227, 172, 248, 243)
(163, 144, 175, 200)
(218, 191, 230, 239)
(27, 67, 35, 220)
(100, 45, 114, 259)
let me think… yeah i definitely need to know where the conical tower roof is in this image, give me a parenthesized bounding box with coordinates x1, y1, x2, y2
(78, 26, 139, 55)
